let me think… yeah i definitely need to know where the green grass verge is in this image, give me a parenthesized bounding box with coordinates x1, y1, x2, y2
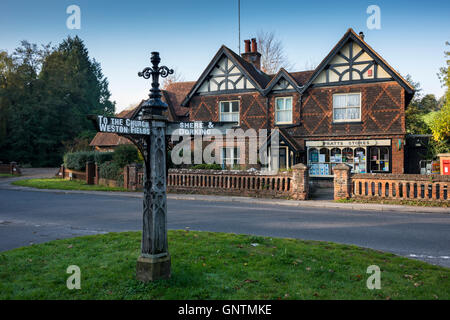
(12, 178, 128, 192)
(0, 231, 448, 300)
(335, 198, 449, 208)
(0, 173, 16, 178)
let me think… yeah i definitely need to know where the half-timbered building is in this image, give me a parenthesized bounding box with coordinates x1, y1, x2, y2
(182, 28, 415, 177)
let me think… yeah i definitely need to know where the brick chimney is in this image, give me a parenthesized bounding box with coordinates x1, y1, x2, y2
(359, 31, 365, 40)
(241, 38, 261, 70)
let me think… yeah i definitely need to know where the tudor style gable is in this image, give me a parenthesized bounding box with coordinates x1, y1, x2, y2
(264, 69, 302, 95)
(182, 45, 272, 107)
(303, 29, 414, 100)
(196, 55, 255, 93)
(312, 40, 392, 85)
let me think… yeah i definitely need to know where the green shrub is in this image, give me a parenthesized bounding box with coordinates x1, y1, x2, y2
(63, 151, 94, 171)
(191, 163, 222, 170)
(63, 151, 113, 171)
(94, 152, 113, 165)
(99, 161, 122, 180)
(113, 145, 140, 168)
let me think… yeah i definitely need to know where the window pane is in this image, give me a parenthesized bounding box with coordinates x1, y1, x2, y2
(221, 102, 229, 113)
(331, 148, 341, 156)
(276, 98, 284, 111)
(231, 101, 239, 112)
(334, 108, 346, 120)
(333, 95, 347, 108)
(231, 113, 239, 122)
(309, 148, 319, 162)
(348, 94, 360, 107)
(286, 97, 293, 110)
(346, 107, 360, 120)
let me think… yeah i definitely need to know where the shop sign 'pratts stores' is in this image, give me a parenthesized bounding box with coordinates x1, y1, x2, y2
(306, 139, 392, 177)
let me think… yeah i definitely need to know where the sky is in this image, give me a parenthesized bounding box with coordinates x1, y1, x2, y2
(1, 0, 449, 112)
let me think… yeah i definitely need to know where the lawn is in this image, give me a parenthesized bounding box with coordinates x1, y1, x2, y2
(336, 198, 449, 208)
(0, 231, 448, 300)
(0, 173, 16, 178)
(12, 178, 128, 192)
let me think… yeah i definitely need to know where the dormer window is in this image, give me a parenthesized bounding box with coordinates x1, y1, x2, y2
(275, 97, 293, 124)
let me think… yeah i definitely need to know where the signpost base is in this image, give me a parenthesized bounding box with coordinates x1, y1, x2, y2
(136, 254, 171, 282)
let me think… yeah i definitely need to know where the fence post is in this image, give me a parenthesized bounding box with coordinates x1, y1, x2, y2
(291, 163, 309, 200)
(9, 162, 20, 175)
(125, 163, 138, 191)
(86, 161, 95, 185)
(94, 163, 100, 185)
(124, 165, 130, 190)
(334, 163, 352, 200)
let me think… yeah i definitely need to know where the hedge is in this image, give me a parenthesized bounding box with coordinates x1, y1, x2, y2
(98, 161, 122, 181)
(63, 151, 113, 171)
(113, 145, 141, 168)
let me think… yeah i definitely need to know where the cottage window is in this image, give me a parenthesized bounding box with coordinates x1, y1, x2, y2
(275, 97, 293, 124)
(219, 101, 239, 122)
(221, 147, 240, 168)
(333, 93, 361, 122)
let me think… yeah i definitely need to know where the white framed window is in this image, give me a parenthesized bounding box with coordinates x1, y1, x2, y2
(221, 147, 240, 167)
(333, 93, 361, 122)
(275, 97, 293, 124)
(219, 101, 239, 122)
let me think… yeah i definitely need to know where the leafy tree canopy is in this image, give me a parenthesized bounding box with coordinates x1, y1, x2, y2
(0, 36, 115, 166)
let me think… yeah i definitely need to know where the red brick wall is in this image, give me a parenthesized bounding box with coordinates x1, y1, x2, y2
(189, 93, 268, 131)
(187, 81, 407, 172)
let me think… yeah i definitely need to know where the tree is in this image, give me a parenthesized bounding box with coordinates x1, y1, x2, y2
(437, 41, 450, 104)
(404, 75, 430, 134)
(256, 31, 293, 74)
(0, 51, 14, 146)
(161, 67, 184, 89)
(0, 42, 46, 165)
(429, 42, 450, 154)
(0, 36, 115, 166)
(418, 94, 439, 113)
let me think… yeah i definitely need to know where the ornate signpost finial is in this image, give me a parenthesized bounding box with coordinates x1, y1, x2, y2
(138, 52, 174, 117)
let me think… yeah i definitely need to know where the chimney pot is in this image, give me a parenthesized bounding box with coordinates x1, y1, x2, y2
(251, 38, 257, 53)
(244, 39, 251, 53)
(241, 38, 261, 70)
(359, 31, 365, 40)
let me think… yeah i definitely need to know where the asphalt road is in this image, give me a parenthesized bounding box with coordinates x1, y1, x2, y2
(0, 187, 449, 267)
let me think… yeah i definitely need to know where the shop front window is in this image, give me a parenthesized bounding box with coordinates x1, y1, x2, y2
(370, 147, 390, 172)
(309, 148, 319, 163)
(353, 148, 367, 173)
(308, 145, 369, 176)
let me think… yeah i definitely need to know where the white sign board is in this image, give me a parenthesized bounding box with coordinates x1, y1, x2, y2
(97, 115, 150, 135)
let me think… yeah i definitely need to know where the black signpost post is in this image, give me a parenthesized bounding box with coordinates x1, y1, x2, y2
(91, 52, 237, 282)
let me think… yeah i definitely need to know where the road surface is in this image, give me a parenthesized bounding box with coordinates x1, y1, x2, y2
(0, 186, 449, 267)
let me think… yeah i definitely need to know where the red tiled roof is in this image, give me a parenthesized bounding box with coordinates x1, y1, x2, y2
(224, 46, 272, 88)
(290, 71, 315, 86)
(90, 82, 195, 148)
(89, 132, 133, 147)
(163, 81, 196, 117)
